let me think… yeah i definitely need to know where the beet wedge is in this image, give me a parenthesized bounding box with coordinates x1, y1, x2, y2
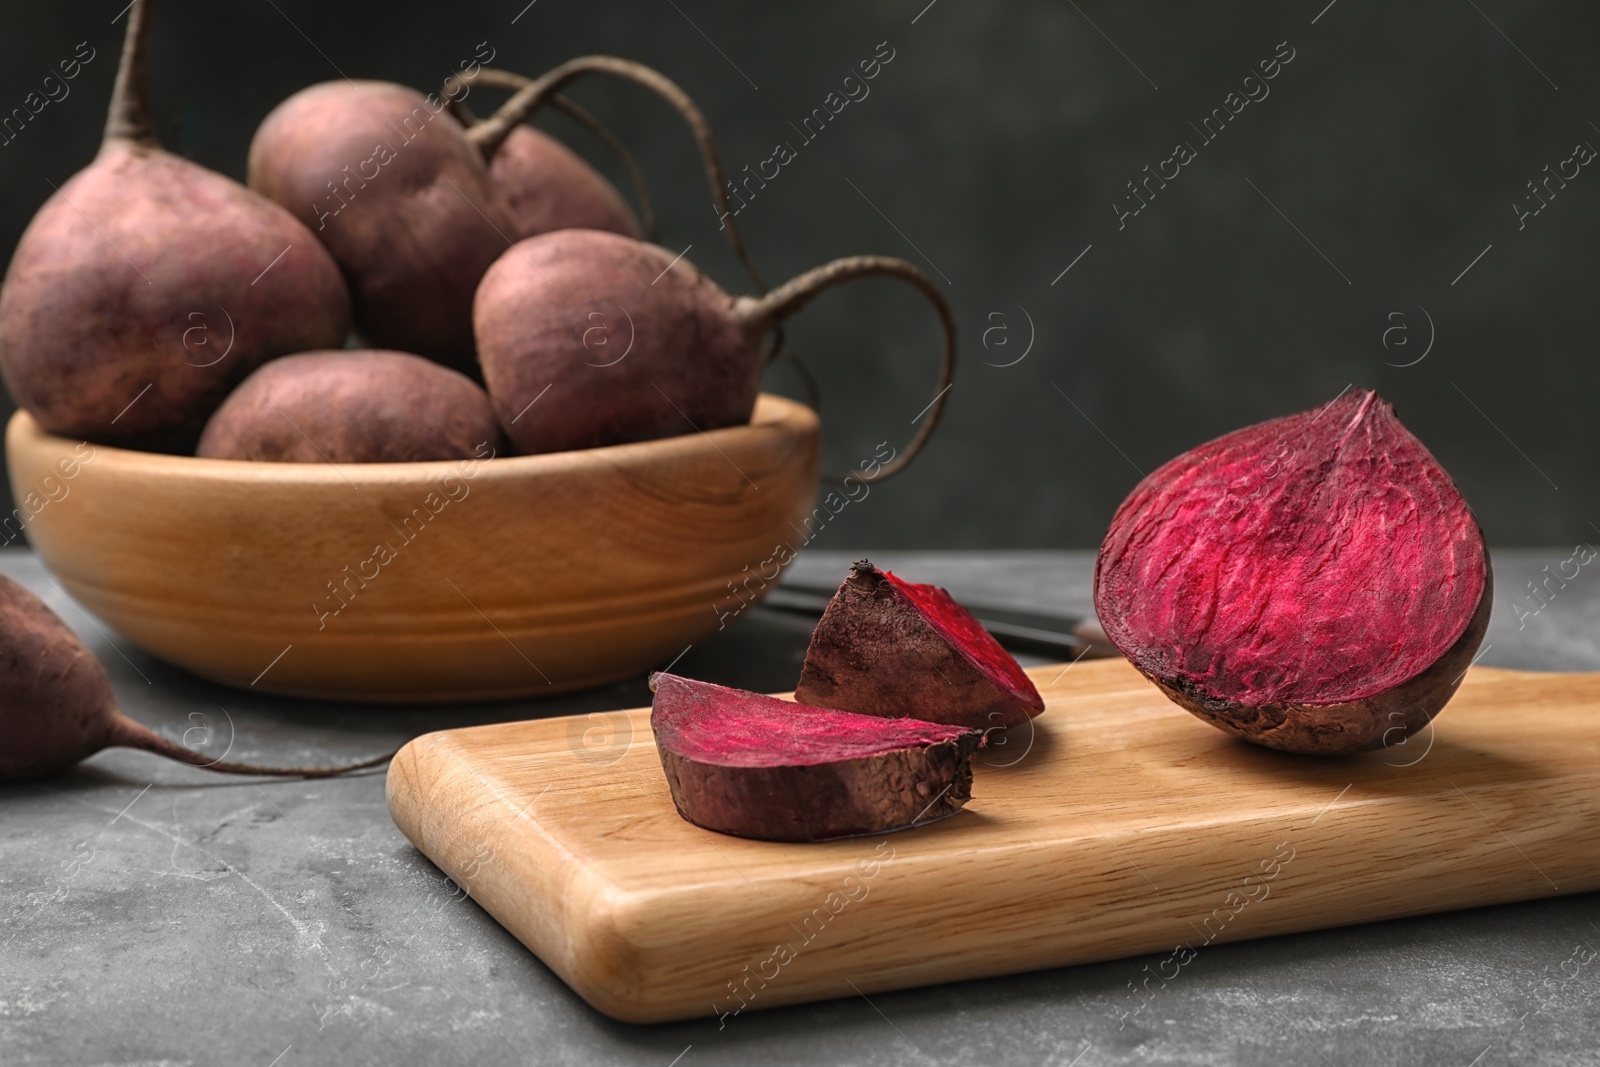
(1094, 388, 1492, 755)
(649, 673, 982, 842)
(793, 561, 1045, 729)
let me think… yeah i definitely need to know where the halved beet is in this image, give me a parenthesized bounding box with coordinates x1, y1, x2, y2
(649, 673, 982, 842)
(793, 561, 1045, 729)
(1094, 388, 1492, 755)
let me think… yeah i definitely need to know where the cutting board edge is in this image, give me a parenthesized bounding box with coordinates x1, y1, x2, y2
(384, 660, 1600, 1024)
(398, 791, 1600, 1025)
(388, 738, 1600, 1024)
(618, 879, 1600, 1024)
(386, 729, 649, 1010)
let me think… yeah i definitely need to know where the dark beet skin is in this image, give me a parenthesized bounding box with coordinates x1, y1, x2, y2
(0, 575, 124, 778)
(197, 350, 504, 463)
(475, 235, 954, 468)
(794, 561, 1045, 730)
(0, 1, 350, 452)
(1150, 586, 1491, 755)
(650, 673, 982, 842)
(0, 573, 393, 780)
(474, 229, 761, 454)
(491, 125, 641, 240)
(248, 81, 514, 373)
(1095, 388, 1492, 755)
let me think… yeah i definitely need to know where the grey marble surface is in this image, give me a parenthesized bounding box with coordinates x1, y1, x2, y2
(2, 547, 1598, 1066)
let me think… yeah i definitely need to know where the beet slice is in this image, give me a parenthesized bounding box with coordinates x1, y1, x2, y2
(793, 561, 1045, 729)
(1095, 388, 1492, 755)
(649, 673, 981, 842)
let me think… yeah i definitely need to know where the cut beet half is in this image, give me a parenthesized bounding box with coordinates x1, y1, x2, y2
(1094, 388, 1492, 755)
(793, 561, 1045, 729)
(649, 673, 982, 842)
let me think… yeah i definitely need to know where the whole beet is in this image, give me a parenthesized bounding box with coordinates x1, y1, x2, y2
(462, 57, 764, 290)
(445, 70, 654, 243)
(197, 350, 504, 463)
(0, 574, 389, 780)
(491, 124, 641, 239)
(473, 233, 947, 470)
(248, 80, 510, 373)
(474, 229, 954, 471)
(0, 0, 350, 452)
(477, 230, 753, 453)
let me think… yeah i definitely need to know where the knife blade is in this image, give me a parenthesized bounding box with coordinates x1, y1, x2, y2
(760, 583, 1121, 661)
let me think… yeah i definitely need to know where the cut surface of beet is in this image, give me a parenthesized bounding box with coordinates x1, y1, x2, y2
(650, 673, 981, 842)
(656, 677, 977, 767)
(793, 561, 1044, 729)
(1095, 389, 1491, 754)
(882, 571, 1041, 708)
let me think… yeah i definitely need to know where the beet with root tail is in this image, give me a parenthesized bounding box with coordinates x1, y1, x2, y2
(0, 575, 392, 781)
(473, 230, 954, 475)
(451, 68, 646, 241)
(0, 0, 351, 452)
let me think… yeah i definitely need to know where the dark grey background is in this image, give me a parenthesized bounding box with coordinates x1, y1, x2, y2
(2, 0, 1596, 548)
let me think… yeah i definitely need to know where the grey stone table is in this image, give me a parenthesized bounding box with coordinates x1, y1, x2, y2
(3, 547, 1598, 1066)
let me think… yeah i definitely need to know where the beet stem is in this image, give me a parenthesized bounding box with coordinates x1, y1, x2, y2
(462, 56, 766, 292)
(734, 256, 956, 484)
(104, 0, 158, 148)
(458, 69, 659, 244)
(112, 717, 396, 778)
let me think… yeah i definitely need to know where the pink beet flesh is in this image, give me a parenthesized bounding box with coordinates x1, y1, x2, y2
(651, 674, 975, 767)
(883, 571, 1042, 711)
(793, 561, 1044, 729)
(1095, 389, 1488, 708)
(650, 672, 982, 841)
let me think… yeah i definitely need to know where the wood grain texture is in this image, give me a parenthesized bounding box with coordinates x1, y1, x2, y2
(4, 396, 819, 701)
(386, 658, 1600, 1023)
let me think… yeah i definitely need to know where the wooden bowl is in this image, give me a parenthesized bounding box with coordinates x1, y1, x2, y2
(5, 395, 820, 702)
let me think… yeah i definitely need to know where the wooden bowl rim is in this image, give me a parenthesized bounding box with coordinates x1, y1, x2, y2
(6, 392, 819, 488)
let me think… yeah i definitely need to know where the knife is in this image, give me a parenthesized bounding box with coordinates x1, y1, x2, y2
(760, 583, 1121, 661)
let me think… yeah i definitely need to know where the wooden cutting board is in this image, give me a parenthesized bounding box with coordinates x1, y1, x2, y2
(385, 659, 1600, 1023)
